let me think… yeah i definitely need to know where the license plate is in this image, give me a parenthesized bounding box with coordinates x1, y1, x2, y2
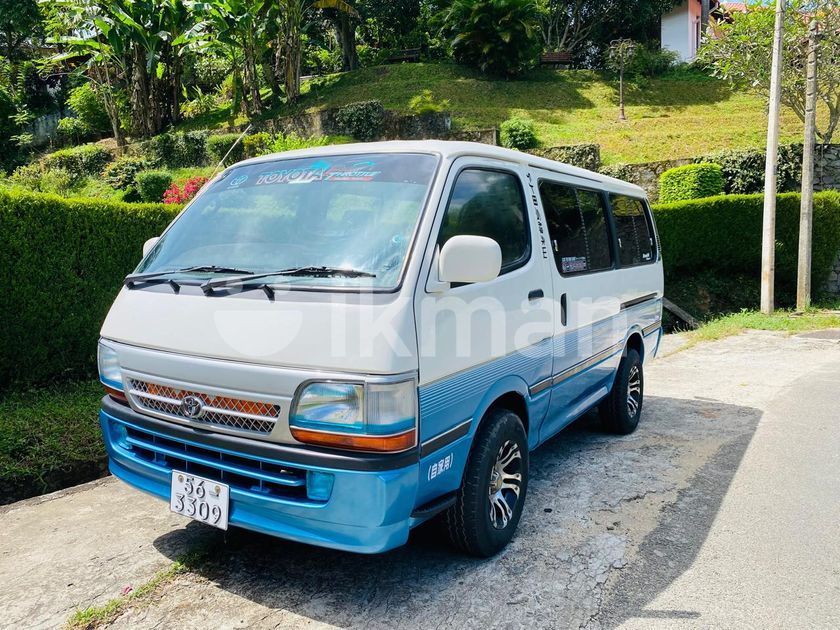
(170, 471, 229, 530)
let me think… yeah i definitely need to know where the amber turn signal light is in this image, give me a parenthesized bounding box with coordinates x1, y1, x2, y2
(290, 427, 416, 453)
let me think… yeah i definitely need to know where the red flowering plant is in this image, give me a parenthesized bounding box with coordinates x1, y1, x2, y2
(163, 176, 209, 204)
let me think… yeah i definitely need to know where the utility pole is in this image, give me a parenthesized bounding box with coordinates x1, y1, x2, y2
(797, 19, 819, 311)
(701, 0, 711, 33)
(761, 0, 786, 315)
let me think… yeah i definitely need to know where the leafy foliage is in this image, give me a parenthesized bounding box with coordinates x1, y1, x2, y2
(334, 100, 385, 140)
(442, 0, 542, 78)
(698, 145, 802, 195)
(42, 145, 113, 180)
(136, 170, 174, 202)
(659, 163, 724, 203)
(144, 131, 209, 168)
(206, 133, 246, 164)
(66, 83, 111, 134)
(408, 90, 450, 115)
(104, 157, 149, 196)
(652, 191, 840, 293)
(0, 189, 179, 387)
(699, 0, 840, 143)
(500, 116, 538, 150)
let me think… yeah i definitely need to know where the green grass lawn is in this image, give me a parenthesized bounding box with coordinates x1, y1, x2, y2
(0, 380, 105, 504)
(184, 63, 809, 165)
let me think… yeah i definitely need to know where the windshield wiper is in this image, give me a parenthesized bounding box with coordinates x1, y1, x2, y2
(124, 265, 254, 290)
(201, 266, 376, 295)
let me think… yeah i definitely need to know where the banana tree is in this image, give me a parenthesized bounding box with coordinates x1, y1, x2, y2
(270, 0, 357, 103)
(193, 0, 270, 117)
(43, 0, 130, 145)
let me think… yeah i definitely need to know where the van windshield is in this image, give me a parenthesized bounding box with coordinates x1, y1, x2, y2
(136, 153, 439, 290)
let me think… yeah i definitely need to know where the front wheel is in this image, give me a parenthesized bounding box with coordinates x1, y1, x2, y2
(443, 409, 529, 557)
(601, 347, 644, 435)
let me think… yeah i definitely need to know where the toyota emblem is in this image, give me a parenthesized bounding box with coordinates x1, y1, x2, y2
(181, 395, 205, 418)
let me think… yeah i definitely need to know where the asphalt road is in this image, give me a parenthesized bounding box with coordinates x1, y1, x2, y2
(1, 330, 838, 629)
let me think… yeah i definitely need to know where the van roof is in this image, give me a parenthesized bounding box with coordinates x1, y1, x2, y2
(234, 140, 647, 198)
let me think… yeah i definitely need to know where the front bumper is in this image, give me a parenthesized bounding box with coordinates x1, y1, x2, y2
(100, 397, 420, 553)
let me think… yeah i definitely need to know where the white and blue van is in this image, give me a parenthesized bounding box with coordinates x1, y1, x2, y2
(98, 141, 663, 556)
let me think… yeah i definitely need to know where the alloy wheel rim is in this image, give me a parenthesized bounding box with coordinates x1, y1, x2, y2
(627, 364, 642, 417)
(488, 440, 522, 530)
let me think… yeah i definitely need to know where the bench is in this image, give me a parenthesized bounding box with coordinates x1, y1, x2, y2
(540, 51, 572, 68)
(386, 48, 421, 64)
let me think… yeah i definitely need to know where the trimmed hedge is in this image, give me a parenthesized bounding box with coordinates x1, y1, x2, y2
(41, 145, 113, 180)
(206, 133, 245, 165)
(652, 191, 840, 291)
(0, 190, 179, 388)
(334, 100, 385, 141)
(659, 163, 724, 203)
(500, 117, 538, 151)
(532, 144, 601, 171)
(136, 170, 173, 202)
(697, 144, 802, 195)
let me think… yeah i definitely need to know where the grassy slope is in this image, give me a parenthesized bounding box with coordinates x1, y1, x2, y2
(188, 63, 807, 165)
(0, 380, 105, 503)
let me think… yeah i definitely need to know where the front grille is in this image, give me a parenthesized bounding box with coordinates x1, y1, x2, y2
(127, 378, 280, 434)
(120, 422, 317, 502)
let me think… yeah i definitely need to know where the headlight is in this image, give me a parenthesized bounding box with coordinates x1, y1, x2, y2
(98, 341, 126, 400)
(291, 379, 416, 452)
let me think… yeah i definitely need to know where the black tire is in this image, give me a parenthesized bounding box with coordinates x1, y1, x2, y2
(601, 347, 644, 435)
(443, 408, 528, 557)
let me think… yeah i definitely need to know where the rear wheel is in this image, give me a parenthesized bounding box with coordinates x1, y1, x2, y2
(601, 347, 644, 435)
(443, 408, 528, 557)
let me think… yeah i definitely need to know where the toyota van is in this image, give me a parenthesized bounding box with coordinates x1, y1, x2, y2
(98, 141, 663, 556)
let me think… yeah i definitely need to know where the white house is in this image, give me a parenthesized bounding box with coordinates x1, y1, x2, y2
(661, 1, 748, 62)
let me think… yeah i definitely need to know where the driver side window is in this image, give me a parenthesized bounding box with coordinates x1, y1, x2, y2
(437, 169, 530, 273)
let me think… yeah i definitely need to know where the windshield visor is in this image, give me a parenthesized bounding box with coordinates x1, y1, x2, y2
(136, 152, 439, 289)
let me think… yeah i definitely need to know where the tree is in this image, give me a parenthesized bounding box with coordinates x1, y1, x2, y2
(0, 0, 42, 61)
(700, 0, 840, 144)
(271, 0, 357, 104)
(606, 39, 638, 121)
(442, 0, 542, 78)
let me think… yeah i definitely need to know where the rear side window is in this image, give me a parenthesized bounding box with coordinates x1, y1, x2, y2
(438, 169, 530, 272)
(610, 195, 655, 266)
(539, 181, 612, 275)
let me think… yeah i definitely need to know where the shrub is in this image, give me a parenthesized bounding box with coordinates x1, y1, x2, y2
(334, 101, 385, 141)
(628, 46, 679, 77)
(144, 131, 209, 168)
(659, 163, 724, 203)
(651, 191, 840, 293)
(8, 164, 77, 196)
(533, 144, 601, 171)
(500, 117, 538, 150)
(243, 132, 273, 158)
(206, 133, 245, 164)
(104, 157, 149, 196)
(271, 133, 343, 153)
(136, 170, 173, 203)
(409, 90, 450, 115)
(0, 189, 179, 387)
(443, 0, 541, 77)
(698, 144, 802, 195)
(42, 145, 113, 180)
(56, 117, 89, 144)
(163, 176, 209, 204)
(66, 83, 111, 134)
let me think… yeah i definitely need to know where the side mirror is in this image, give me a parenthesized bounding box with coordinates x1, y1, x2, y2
(438, 235, 502, 285)
(142, 237, 159, 257)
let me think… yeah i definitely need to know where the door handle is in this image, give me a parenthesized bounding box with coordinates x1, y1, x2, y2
(560, 293, 567, 326)
(528, 289, 544, 301)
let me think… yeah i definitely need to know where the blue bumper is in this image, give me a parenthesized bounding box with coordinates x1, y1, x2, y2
(101, 407, 421, 554)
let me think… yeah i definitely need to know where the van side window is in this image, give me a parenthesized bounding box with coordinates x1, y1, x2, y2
(539, 181, 612, 275)
(610, 195, 655, 266)
(438, 169, 530, 272)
